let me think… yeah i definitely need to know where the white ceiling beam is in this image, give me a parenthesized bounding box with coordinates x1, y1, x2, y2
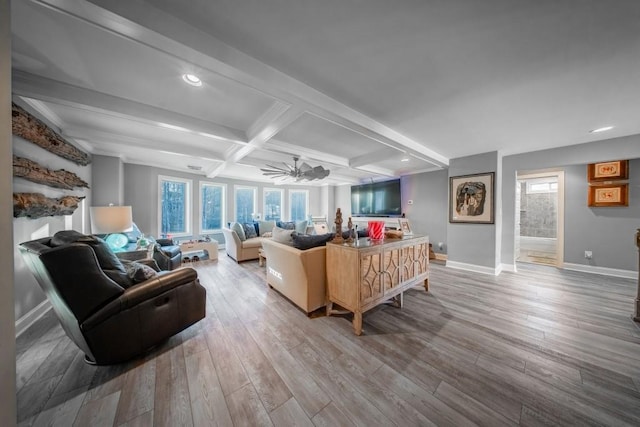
(349, 148, 399, 168)
(49, 0, 449, 167)
(13, 70, 247, 145)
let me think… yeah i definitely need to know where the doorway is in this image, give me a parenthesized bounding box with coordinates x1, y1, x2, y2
(516, 171, 564, 267)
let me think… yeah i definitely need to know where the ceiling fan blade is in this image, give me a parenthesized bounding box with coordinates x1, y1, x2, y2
(262, 164, 290, 172)
(298, 162, 312, 173)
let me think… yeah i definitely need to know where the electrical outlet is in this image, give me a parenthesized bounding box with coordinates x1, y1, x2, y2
(584, 251, 593, 259)
(407, 200, 414, 205)
(438, 242, 444, 249)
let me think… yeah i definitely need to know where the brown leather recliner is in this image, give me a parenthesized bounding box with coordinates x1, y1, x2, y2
(19, 231, 206, 365)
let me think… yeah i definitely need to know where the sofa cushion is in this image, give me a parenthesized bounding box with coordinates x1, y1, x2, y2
(277, 221, 296, 230)
(243, 223, 258, 239)
(242, 238, 264, 249)
(258, 220, 276, 236)
(295, 220, 308, 234)
(51, 230, 127, 274)
(272, 226, 295, 244)
(291, 232, 335, 250)
(230, 222, 246, 241)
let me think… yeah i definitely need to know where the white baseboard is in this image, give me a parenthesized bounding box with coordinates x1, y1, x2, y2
(15, 299, 52, 337)
(500, 263, 518, 273)
(446, 260, 501, 276)
(563, 262, 637, 279)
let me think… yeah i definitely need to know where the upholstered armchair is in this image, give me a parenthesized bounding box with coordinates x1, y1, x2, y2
(19, 230, 206, 365)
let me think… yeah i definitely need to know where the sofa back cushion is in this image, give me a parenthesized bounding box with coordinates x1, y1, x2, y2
(230, 222, 246, 241)
(272, 225, 295, 244)
(258, 220, 276, 236)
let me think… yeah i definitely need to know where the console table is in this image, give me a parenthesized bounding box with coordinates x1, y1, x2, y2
(179, 241, 219, 261)
(326, 235, 429, 335)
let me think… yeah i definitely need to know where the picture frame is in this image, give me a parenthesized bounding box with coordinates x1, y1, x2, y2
(588, 183, 628, 207)
(449, 172, 495, 224)
(398, 218, 413, 235)
(587, 160, 628, 182)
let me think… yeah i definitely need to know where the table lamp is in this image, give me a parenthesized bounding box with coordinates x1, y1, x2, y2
(90, 205, 134, 251)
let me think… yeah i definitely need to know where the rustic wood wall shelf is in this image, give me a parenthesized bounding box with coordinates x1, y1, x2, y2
(13, 155, 89, 190)
(13, 193, 85, 218)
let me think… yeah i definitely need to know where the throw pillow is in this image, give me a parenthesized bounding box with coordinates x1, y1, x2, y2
(125, 261, 158, 284)
(291, 232, 335, 250)
(230, 222, 246, 241)
(295, 220, 308, 234)
(272, 225, 295, 244)
(258, 220, 276, 236)
(243, 223, 258, 239)
(262, 231, 273, 238)
(277, 221, 295, 230)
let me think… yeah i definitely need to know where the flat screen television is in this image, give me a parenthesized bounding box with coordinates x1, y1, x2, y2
(351, 179, 402, 217)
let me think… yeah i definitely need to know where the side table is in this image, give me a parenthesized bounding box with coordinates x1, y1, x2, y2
(179, 241, 219, 261)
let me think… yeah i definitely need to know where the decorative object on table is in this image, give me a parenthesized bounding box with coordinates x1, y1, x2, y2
(398, 218, 413, 235)
(89, 205, 134, 252)
(13, 155, 89, 189)
(587, 183, 629, 207)
(12, 102, 91, 166)
(333, 208, 343, 242)
(587, 160, 628, 182)
(385, 229, 404, 239)
(368, 221, 385, 240)
(449, 172, 495, 224)
(13, 193, 85, 218)
(261, 156, 330, 181)
(346, 217, 354, 243)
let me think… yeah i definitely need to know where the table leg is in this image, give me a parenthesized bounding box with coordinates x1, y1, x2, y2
(353, 312, 363, 336)
(424, 278, 429, 292)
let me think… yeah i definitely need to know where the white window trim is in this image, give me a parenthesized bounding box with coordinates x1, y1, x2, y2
(199, 181, 226, 234)
(288, 189, 309, 221)
(158, 175, 192, 238)
(234, 185, 258, 222)
(263, 187, 284, 222)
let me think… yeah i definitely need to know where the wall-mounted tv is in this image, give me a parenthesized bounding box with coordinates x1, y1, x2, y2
(351, 178, 402, 217)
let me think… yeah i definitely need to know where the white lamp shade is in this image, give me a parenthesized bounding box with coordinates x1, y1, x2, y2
(90, 206, 133, 234)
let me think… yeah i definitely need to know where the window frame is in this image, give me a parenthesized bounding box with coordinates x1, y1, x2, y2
(234, 185, 258, 223)
(158, 175, 192, 238)
(263, 187, 284, 222)
(288, 189, 309, 222)
(199, 181, 226, 234)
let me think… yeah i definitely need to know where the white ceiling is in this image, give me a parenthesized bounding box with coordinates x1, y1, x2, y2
(11, 0, 640, 185)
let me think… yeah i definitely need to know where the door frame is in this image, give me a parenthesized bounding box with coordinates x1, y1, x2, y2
(516, 170, 564, 267)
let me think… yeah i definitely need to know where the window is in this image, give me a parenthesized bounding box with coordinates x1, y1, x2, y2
(200, 182, 225, 233)
(263, 188, 283, 222)
(527, 179, 558, 194)
(235, 186, 257, 223)
(289, 189, 308, 221)
(159, 175, 191, 237)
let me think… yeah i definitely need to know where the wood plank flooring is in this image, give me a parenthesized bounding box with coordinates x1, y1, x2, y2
(15, 254, 640, 426)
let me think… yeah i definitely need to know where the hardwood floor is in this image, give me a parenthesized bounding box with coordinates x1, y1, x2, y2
(15, 254, 640, 426)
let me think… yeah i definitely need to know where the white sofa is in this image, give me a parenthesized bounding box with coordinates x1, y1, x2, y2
(261, 238, 327, 314)
(221, 228, 265, 262)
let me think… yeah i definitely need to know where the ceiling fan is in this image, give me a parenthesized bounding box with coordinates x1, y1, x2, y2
(261, 156, 330, 181)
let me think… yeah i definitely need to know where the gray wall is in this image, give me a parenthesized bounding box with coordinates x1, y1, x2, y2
(12, 105, 92, 321)
(563, 160, 640, 270)
(123, 163, 324, 243)
(502, 135, 640, 269)
(401, 170, 448, 253)
(91, 155, 124, 206)
(1, 0, 16, 422)
(447, 151, 499, 268)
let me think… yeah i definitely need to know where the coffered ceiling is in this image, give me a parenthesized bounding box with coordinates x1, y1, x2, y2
(11, 0, 640, 185)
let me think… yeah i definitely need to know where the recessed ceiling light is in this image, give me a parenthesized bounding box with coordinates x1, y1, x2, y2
(401, 158, 410, 162)
(589, 126, 613, 133)
(182, 74, 202, 87)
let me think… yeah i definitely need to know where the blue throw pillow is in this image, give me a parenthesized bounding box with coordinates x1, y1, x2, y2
(243, 223, 258, 239)
(277, 221, 296, 230)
